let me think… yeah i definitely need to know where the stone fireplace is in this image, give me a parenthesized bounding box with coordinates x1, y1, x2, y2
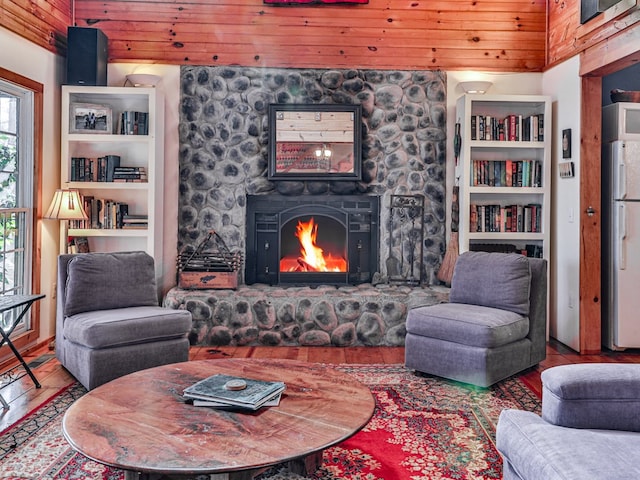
(245, 194, 379, 286)
(167, 66, 449, 347)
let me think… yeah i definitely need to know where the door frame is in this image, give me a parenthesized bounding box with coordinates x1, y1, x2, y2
(578, 27, 640, 353)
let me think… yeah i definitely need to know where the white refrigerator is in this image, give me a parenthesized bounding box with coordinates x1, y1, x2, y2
(602, 140, 640, 350)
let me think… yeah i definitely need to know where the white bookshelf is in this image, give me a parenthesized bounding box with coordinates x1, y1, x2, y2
(455, 94, 551, 262)
(60, 85, 164, 283)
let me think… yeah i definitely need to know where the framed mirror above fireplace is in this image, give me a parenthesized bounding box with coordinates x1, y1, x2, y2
(268, 104, 362, 181)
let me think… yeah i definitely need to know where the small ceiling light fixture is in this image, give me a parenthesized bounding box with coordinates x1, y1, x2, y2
(459, 81, 493, 94)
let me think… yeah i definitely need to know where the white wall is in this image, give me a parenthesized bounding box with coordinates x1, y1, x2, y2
(542, 57, 582, 351)
(0, 26, 64, 348)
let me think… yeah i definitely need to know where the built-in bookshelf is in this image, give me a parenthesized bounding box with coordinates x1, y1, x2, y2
(456, 94, 551, 260)
(60, 86, 164, 279)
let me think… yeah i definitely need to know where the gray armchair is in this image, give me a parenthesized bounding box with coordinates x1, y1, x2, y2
(497, 363, 640, 479)
(405, 251, 547, 387)
(56, 251, 192, 390)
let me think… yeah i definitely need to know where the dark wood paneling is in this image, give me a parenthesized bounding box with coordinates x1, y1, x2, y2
(0, 0, 71, 54)
(67, 0, 547, 71)
(547, 0, 640, 69)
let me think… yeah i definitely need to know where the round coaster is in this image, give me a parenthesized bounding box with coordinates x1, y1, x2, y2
(224, 379, 247, 391)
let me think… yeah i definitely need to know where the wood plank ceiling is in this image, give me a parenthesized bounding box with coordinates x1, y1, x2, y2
(4, 0, 639, 74)
(70, 0, 547, 71)
(3, 0, 548, 71)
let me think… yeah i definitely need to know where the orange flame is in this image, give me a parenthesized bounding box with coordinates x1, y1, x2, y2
(280, 217, 347, 272)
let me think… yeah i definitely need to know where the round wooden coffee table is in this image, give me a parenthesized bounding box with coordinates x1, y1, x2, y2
(62, 358, 375, 480)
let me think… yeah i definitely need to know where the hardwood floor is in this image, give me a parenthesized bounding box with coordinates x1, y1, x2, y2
(2, 340, 640, 433)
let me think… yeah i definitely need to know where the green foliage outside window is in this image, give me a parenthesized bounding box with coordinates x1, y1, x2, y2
(0, 132, 18, 292)
(0, 133, 17, 208)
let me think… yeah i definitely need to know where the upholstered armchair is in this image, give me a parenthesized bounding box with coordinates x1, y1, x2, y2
(55, 251, 192, 390)
(405, 251, 547, 387)
(497, 363, 640, 479)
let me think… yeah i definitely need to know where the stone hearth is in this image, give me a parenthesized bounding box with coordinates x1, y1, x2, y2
(164, 284, 448, 347)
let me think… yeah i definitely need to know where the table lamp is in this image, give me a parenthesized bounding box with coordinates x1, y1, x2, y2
(44, 189, 88, 254)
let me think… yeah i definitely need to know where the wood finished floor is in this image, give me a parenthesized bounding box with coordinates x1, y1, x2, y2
(2, 340, 640, 433)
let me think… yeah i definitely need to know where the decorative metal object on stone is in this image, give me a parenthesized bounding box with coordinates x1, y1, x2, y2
(177, 230, 244, 289)
(387, 195, 424, 285)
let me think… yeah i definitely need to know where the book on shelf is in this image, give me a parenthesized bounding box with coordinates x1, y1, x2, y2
(470, 203, 542, 233)
(117, 111, 149, 135)
(67, 236, 90, 254)
(112, 166, 147, 182)
(469, 243, 543, 258)
(121, 214, 148, 229)
(471, 160, 541, 187)
(68, 195, 129, 230)
(470, 113, 544, 142)
(183, 374, 286, 411)
(70, 155, 121, 182)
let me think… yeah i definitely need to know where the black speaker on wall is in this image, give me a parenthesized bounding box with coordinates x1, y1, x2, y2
(66, 27, 108, 86)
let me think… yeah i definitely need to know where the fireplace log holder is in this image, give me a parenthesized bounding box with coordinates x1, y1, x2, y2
(177, 230, 243, 289)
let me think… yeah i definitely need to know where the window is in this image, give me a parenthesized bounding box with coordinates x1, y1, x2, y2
(0, 71, 39, 338)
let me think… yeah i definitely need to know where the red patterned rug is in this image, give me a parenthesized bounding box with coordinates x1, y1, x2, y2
(0, 364, 540, 479)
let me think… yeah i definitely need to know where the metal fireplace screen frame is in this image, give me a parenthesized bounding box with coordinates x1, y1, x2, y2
(245, 195, 379, 286)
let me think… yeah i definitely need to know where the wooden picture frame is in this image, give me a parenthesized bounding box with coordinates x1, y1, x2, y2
(70, 103, 112, 134)
(268, 104, 362, 181)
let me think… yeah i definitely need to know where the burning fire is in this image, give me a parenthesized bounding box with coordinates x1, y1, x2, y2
(280, 217, 347, 272)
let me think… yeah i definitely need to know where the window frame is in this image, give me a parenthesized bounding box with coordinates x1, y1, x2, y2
(0, 67, 44, 360)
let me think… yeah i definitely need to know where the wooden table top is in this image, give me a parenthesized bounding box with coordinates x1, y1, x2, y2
(62, 358, 375, 477)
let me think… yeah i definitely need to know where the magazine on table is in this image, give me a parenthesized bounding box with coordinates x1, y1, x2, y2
(183, 374, 286, 410)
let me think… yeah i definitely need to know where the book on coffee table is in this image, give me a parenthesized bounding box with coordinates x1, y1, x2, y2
(192, 392, 283, 410)
(183, 374, 286, 410)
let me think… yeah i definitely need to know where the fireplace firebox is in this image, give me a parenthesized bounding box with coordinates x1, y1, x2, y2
(245, 195, 379, 286)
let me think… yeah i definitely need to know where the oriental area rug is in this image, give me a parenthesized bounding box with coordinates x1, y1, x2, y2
(0, 364, 540, 480)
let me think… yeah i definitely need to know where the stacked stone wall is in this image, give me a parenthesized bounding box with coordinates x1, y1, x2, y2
(179, 66, 447, 284)
(175, 66, 449, 346)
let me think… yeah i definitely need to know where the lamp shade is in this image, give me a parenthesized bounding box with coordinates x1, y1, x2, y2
(44, 189, 88, 220)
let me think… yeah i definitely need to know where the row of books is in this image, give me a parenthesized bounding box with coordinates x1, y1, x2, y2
(471, 160, 542, 188)
(69, 157, 148, 183)
(471, 113, 544, 142)
(70, 156, 121, 182)
(470, 243, 544, 259)
(183, 374, 286, 411)
(116, 111, 149, 135)
(470, 203, 542, 233)
(67, 195, 148, 230)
